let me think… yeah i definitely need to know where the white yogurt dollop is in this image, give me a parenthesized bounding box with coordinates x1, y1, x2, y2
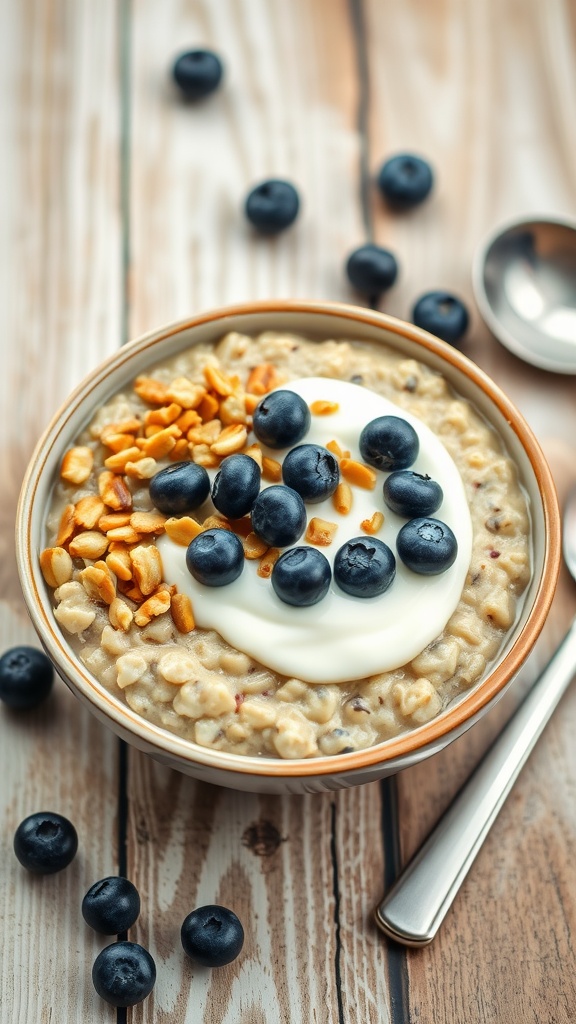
(158, 377, 473, 684)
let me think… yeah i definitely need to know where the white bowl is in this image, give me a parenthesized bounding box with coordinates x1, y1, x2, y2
(17, 301, 560, 793)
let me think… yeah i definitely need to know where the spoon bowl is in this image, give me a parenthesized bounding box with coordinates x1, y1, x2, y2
(473, 215, 576, 374)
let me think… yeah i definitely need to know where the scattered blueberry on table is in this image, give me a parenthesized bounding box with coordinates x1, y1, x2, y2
(186, 528, 245, 586)
(251, 485, 307, 548)
(212, 453, 261, 519)
(13, 811, 78, 874)
(334, 537, 396, 598)
(92, 941, 156, 1007)
(412, 290, 470, 346)
(82, 876, 141, 935)
(172, 49, 223, 99)
(346, 244, 399, 298)
(383, 470, 443, 518)
(150, 461, 210, 515)
(271, 546, 332, 607)
(252, 389, 311, 448)
(245, 179, 300, 234)
(282, 444, 340, 503)
(0, 646, 53, 710)
(359, 415, 419, 471)
(377, 153, 434, 209)
(181, 905, 244, 967)
(396, 517, 458, 575)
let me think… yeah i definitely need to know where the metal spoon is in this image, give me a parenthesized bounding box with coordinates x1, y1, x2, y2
(375, 485, 576, 946)
(472, 215, 576, 374)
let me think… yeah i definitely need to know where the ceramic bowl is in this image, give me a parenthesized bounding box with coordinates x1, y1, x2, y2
(17, 301, 560, 793)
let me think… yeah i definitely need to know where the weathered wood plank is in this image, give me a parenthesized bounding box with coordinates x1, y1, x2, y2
(0, 0, 123, 1019)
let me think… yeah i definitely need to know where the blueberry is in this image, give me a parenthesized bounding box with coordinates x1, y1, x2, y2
(172, 49, 223, 99)
(251, 486, 307, 547)
(271, 547, 332, 607)
(245, 179, 300, 234)
(396, 517, 458, 575)
(334, 537, 396, 598)
(13, 811, 78, 874)
(346, 244, 399, 298)
(377, 154, 434, 209)
(186, 528, 244, 587)
(359, 416, 419, 471)
(212, 454, 261, 519)
(0, 646, 53, 709)
(92, 941, 156, 1007)
(82, 877, 141, 935)
(181, 905, 244, 967)
(282, 444, 339, 503)
(149, 461, 210, 515)
(383, 471, 443, 518)
(412, 290, 470, 346)
(252, 390, 311, 449)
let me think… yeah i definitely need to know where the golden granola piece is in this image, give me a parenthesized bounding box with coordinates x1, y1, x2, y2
(171, 593, 196, 634)
(60, 446, 94, 485)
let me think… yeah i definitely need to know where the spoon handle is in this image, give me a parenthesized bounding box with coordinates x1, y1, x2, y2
(375, 616, 576, 946)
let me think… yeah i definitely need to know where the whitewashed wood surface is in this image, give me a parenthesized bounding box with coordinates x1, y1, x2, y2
(1, 1, 575, 1022)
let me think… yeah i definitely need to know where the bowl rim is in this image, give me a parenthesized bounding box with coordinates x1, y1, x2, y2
(17, 298, 561, 778)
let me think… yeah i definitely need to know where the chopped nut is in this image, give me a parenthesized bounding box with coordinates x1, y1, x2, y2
(175, 409, 202, 433)
(261, 456, 282, 482)
(79, 565, 116, 604)
(74, 496, 106, 529)
(124, 457, 157, 480)
(54, 598, 96, 634)
(134, 376, 169, 405)
(142, 425, 181, 459)
(326, 439, 350, 459)
(202, 514, 233, 531)
(305, 517, 338, 546)
(144, 424, 163, 437)
(158, 649, 196, 683)
(166, 377, 205, 409)
(117, 578, 145, 604)
(244, 393, 260, 415)
(145, 402, 183, 426)
(133, 589, 172, 626)
(109, 597, 134, 631)
(171, 593, 196, 634)
(332, 481, 352, 515)
(204, 364, 234, 397)
(164, 516, 204, 546)
(198, 392, 220, 421)
(361, 511, 384, 535)
(99, 512, 132, 532)
(101, 433, 136, 453)
(246, 363, 282, 395)
(106, 525, 142, 545)
(168, 439, 191, 461)
(130, 511, 167, 534)
(130, 544, 163, 595)
(60, 446, 94, 484)
(243, 444, 263, 471)
(40, 547, 74, 588)
(257, 547, 280, 578)
(99, 418, 142, 442)
(219, 392, 249, 425)
(340, 458, 377, 490)
(310, 400, 339, 415)
(106, 548, 133, 581)
(191, 444, 220, 468)
(98, 471, 133, 511)
(228, 516, 253, 538)
(243, 533, 269, 559)
(68, 531, 109, 560)
(56, 504, 77, 547)
(210, 423, 248, 456)
(187, 420, 221, 445)
(116, 651, 148, 688)
(104, 446, 143, 472)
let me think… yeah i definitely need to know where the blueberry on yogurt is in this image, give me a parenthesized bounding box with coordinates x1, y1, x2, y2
(383, 471, 443, 518)
(212, 454, 261, 519)
(396, 517, 458, 575)
(271, 546, 332, 607)
(186, 529, 244, 586)
(334, 537, 396, 598)
(149, 461, 210, 515)
(359, 415, 419, 471)
(282, 444, 339, 503)
(377, 153, 434, 209)
(252, 389, 311, 449)
(251, 486, 307, 547)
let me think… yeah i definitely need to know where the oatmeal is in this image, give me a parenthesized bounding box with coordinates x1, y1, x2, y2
(41, 332, 531, 759)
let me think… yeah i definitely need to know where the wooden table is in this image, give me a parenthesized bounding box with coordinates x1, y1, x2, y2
(2, 2, 576, 1021)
